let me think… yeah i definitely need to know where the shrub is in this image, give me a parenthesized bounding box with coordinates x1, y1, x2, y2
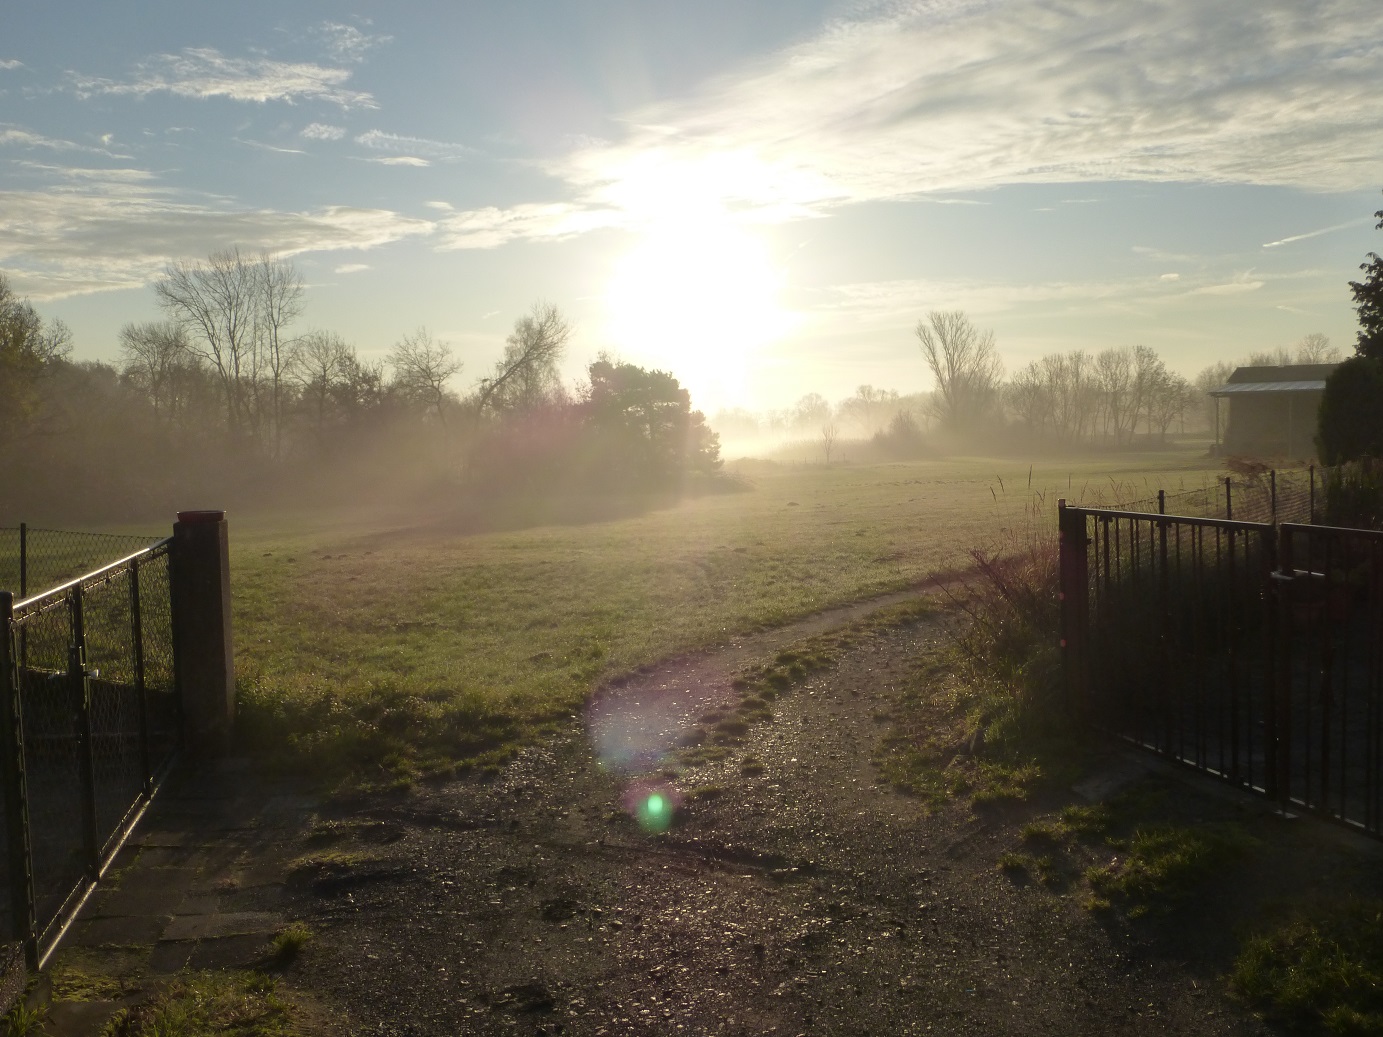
(1317, 357, 1383, 465)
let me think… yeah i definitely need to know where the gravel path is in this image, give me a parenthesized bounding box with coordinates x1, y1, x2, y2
(283, 604, 1287, 1036)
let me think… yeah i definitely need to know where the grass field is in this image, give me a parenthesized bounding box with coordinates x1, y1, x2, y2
(225, 448, 1227, 782)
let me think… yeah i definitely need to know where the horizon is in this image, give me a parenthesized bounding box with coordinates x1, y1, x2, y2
(4, 0, 1382, 414)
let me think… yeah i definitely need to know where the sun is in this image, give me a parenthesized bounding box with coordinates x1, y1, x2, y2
(604, 216, 791, 411)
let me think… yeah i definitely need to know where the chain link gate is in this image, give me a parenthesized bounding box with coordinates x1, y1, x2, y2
(0, 539, 180, 1002)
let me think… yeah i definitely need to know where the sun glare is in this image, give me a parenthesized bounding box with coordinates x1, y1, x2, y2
(604, 216, 792, 411)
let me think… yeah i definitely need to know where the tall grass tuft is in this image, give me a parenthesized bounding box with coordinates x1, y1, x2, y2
(942, 520, 1070, 768)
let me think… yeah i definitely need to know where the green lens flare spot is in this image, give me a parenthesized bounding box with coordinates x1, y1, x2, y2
(636, 792, 674, 833)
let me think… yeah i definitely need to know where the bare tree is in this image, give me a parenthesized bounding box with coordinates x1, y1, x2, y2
(254, 252, 304, 458)
(1295, 332, 1341, 364)
(1094, 347, 1134, 446)
(118, 321, 191, 427)
(821, 422, 839, 465)
(915, 310, 1002, 432)
(155, 247, 262, 438)
(389, 327, 462, 428)
(1005, 361, 1052, 437)
(293, 330, 354, 439)
(477, 302, 570, 417)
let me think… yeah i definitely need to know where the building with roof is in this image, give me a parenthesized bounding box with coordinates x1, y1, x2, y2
(1209, 363, 1338, 459)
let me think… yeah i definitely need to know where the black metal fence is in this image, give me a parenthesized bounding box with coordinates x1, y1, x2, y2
(0, 538, 179, 1000)
(1060, 503, 1383, 838)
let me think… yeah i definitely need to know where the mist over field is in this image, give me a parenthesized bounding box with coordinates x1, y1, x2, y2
(5, 2, 1383, 1033)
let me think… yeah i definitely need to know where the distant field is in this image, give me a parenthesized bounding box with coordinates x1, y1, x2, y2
(225, 449, 1227, 779)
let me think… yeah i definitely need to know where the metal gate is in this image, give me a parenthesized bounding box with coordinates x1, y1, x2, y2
(1059, 502, 1383, 838)
(0, 540, 180, 1001)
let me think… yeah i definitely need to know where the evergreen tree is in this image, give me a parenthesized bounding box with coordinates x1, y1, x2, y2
(1349, 193, 1383, 359)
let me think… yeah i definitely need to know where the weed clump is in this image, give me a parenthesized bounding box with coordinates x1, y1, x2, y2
(1233, 899, 1383, 1034)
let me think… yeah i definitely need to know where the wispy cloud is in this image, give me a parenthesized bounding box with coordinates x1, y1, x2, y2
(235, 137, 307, 155)
(435, 203, 624, 250)
(444, 0, 1383, 249)
(315, 22, 391, 64)
(1262, 218, 1368, 248)
(0, 60, 23, 71)
(69, 47, 376, 108)
(335, 263, 370, 274)
(366, 156, 430, 167)
(0, 125, 121, 156)
(354, 129, 476, 160)
(301, 122, 346, 141)
(0, 179, 434, 299)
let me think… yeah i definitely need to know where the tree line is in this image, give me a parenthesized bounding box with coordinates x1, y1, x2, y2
(0, 249, 720, 523)
(711, 314, 1341, 459)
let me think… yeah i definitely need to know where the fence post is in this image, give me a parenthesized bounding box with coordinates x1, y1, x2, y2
(1309, 465, 1316, 524)
(17, 525, 24, 600)
(1225, 476, 1233, 521)
(1270, 469, 1277, 524)
(1158, 489, 1165, 515)
(69, 586, 100, 882)
(170, 511, 235, 753)
(0, 593, 36, 971)
(1058, 500, 1090, 718)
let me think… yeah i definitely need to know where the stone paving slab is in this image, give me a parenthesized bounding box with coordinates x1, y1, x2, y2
(35, 758, 321, 1035)
(161, 911, 283, 942)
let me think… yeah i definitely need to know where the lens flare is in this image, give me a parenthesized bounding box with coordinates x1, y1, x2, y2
(621, 781, 682, 834)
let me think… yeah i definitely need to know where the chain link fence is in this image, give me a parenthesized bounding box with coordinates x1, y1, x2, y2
(0, 526, 163, 600)
(0, 538, 178, 990)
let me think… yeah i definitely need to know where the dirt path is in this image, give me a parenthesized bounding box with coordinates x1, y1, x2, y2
(279, 597, 1291, 1036)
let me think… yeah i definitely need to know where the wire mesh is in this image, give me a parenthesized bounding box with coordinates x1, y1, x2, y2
(0, 527, 161, 599)
(1112, 468, 1325, 524)
(3, 538, 178, 961)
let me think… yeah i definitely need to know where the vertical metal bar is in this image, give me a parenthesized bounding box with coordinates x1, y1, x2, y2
(130, 559, 152, 799)
(1270, 470, 1277, 525)
(1058, 501, 1090, 720)
(0, 593, 37, 970)
(18, 524, 25, 601)
(1158, 489, 1165, 515)
(1228, 526, 1240, 782)
(70, 586, 99, 882)
(1225, 477, 1233, 521)
(1159, 517, 1172, 756)
(1310, 465, 1316, 525)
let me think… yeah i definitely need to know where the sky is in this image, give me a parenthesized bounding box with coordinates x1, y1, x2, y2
(3, 0, 1382, 414)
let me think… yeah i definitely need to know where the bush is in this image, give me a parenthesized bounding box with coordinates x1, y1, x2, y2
(1317, 357, 1383, 465)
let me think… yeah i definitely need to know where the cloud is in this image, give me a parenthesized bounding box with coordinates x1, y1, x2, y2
(1160, 273, 1181, 281)
(367, 156, 430, 167)
(0, 125, 121, 156)
(315, 22, 391, 63)
(0, 178, 434, 299)
(435, 203, 626, 250)
(1262, 218, 1368, 248)
(235, 137, 307, 155)
(354, 129, 476, 160)
(335, 263, 370, 274)
(301, 122, 346, 141)
(446, 0, 1383, 248)
(70, 47, 376, 108)
(0, 60, 23, 71)
(1192, 275, 1266, 295)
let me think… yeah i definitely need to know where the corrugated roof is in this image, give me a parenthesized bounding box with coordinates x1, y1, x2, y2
(1225, 363, 1339, 384)
(1210, 380, 1327, 396)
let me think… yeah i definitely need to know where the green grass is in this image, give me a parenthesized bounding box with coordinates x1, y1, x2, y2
(225, 451, 1224, 783)
(1233, 900, 1383, 1034)
(99, 971, 297, 1037)
(1084, 822, 1254, 917)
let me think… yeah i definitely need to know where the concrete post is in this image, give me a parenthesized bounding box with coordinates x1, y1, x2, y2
(171, 510, 234, 752)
